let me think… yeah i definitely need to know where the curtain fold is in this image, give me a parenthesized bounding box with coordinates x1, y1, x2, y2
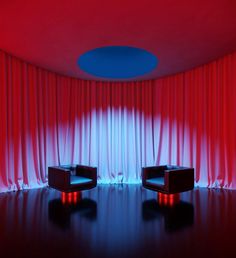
(0, 49, 236, 192)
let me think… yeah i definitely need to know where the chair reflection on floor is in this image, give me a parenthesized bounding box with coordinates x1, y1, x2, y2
(142, 193, 194, 232)
(48, 192, 97, 229)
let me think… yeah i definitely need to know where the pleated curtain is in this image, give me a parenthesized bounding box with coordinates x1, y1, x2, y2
(0, 49, 236, 192)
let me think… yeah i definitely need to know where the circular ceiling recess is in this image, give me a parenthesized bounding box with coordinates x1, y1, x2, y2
(78, 46, 158, 79)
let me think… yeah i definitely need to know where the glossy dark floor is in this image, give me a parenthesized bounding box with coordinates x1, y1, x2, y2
(0, 185, 236, 258)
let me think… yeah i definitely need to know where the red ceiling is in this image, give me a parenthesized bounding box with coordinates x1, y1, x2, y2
(0, 0, 236, 81)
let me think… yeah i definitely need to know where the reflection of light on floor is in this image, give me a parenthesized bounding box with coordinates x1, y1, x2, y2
(158, 192, 180, 207)
(61, 191, 82, 205)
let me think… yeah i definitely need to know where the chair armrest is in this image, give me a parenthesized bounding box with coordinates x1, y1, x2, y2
(48, 167, 71, 188)
(164, 168, 194, 192)
(75, 165, 97, 181)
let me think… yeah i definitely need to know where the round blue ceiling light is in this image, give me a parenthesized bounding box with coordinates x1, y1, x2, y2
(78, 46, 158, 79)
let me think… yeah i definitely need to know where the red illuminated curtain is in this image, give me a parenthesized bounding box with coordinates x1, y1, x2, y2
(0, 49, 236, 192)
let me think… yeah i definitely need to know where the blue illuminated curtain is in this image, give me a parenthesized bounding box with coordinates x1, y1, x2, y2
(0, 49, 236, 192)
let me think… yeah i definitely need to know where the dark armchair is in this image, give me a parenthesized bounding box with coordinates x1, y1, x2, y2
(142, 165, 194, 194)
(48, 164, 97, 192)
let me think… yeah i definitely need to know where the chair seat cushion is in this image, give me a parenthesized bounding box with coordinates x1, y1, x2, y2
(146, 177, 165, 186)
(70, 176, 93, 185)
